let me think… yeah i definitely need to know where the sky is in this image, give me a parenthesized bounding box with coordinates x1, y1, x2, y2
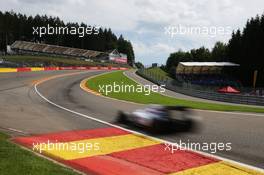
(0, 0, 264, 65)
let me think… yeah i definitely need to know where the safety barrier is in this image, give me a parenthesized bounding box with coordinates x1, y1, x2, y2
(0, 66, 128, 73)
(137, 69, 264, 106)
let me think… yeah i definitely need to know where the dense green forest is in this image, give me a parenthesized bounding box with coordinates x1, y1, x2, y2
(0, 11, 135, 65)
(166, 13, 264, 86)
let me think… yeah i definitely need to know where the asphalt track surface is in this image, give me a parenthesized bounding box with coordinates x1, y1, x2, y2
(0, 70, 264, 169)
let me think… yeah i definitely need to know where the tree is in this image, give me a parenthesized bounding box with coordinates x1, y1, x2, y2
(135, 62, 144, 69)
(117, 35, 135, 65)
(164, 12, 264, 86)
(165, 50, 192, 76)
(227, 13, 264, 86)
(211, 42, 227, 61)
(0, 10, 135, 65)
(190, 47, 211, 61)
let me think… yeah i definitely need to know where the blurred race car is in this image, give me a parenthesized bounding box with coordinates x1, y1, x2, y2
(116, 105, 198, 132)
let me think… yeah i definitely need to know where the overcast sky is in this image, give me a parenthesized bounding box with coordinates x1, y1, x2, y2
(0, 0, 263, 65)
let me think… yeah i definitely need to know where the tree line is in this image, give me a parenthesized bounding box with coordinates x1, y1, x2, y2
(165, 13, 264, 87)
(0, 11, 135, 65)
(165, 42, 227, 77)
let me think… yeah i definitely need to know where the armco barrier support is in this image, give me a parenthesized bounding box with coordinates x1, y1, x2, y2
(44, 67, 59, 71)
(100, 67, 109, 70)
(74, 67, 87, 70)
(31, 67, 44, 71)
(17, 67, 32, 72)
(89, 67, 99, 70)
(137, 69, 264, 106)
(59, 67, 74, 70)
(0, 68, 17, 73)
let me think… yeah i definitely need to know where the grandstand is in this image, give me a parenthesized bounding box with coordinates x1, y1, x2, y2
(10, 41, 128, 64)
(176, 62, 241, 87)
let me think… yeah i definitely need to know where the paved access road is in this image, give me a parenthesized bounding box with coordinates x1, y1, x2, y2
(0, 70, 264, 169)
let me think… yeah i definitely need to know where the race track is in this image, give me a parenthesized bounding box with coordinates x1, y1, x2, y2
(0, 70, 264, 170)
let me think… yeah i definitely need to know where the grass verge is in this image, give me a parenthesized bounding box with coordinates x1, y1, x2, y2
(86, 71, 264, 113)
(143, 67, 172, 80)
(0, 132, 79, 175)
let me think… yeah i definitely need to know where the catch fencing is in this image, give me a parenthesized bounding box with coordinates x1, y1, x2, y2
(137, 69, 264, 106)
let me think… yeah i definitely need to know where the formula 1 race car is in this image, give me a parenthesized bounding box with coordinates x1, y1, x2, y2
(116, 105, 198, 133)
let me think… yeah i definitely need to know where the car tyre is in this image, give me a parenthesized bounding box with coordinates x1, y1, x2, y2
(117, 111, 128, 124)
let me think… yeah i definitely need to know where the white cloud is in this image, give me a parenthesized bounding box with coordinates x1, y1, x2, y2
(133, 42, 180, 65)
(134, 42, 175, 55)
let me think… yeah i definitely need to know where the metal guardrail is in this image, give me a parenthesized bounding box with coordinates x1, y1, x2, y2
(137, 69, 264, 106)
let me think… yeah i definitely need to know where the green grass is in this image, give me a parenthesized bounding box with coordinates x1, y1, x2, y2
(4, 55, 129, 67)
(87, 71, 264, 113)
(143, 67, 172, 80)
(0, 132, 79, 175)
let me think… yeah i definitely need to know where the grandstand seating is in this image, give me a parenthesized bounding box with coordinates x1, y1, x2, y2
(54, 47, 68, 54)
(63, 48, 75, 55)
(70, 49, 87, 56)
(10, 41, 103, 59)
(33, 44, 47, 52)
(177, 73, 241, 87)
(176, 62, 241, 88)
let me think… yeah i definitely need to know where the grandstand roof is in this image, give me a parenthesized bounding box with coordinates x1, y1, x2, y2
(179, 62, 240, 67)
(176, 62, 240, 74)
